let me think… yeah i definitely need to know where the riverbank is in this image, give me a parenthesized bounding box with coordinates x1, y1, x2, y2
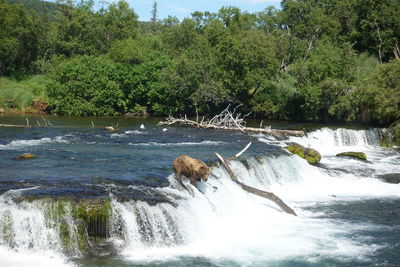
(0, 75, 48, 114)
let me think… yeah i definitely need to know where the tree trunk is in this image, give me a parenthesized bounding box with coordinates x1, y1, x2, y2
(215, 153, 297, 216)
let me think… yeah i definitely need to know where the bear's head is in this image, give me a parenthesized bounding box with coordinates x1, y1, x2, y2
(199, 165, 211, 181)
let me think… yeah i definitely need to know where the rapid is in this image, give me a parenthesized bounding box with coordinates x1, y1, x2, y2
(0, 115, 399, 266)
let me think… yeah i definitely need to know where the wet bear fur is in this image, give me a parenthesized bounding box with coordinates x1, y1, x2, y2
(173, 155, 211, 189)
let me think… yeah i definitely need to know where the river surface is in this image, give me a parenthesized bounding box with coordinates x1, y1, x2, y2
(0, 115, 399, 266)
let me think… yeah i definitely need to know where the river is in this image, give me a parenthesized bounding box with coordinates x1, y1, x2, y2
(0, 115, 399, 266)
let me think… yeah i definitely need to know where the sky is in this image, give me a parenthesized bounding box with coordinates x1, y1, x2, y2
(81, 0, 281, 21)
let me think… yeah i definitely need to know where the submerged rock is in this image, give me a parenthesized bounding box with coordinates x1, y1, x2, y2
(104, 126, 118, 132)
(14, 153, 36, 160)
(285, 142, 321, 164)
(377, 173, 400, 184)
(336, 152, 367, 161)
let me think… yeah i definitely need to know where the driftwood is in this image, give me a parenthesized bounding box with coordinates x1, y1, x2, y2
(158, 105, 304, 138)
(0, 124, 29, 128)
(215, 143, 297, 216)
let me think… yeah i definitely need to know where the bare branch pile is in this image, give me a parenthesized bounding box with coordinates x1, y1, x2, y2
(158, 105, 305, 138)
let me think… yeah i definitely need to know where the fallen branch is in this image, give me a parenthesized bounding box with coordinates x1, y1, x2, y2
(235, 142, 252, 158)
(0, 124, 30, 128)
(215, 145, 297, 216)
(158, 106, 304, 138)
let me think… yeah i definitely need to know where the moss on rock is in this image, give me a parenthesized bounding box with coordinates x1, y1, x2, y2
(285, 142, 321, 164)
(14, 153, 36, 160)
(29, 197, 113, 256)
(336, 152, 367, 161)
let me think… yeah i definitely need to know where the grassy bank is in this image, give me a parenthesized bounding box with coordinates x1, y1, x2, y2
(0, 75, 49, 113)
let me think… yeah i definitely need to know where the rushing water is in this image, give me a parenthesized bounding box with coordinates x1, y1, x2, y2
(0, 115, 399, 267)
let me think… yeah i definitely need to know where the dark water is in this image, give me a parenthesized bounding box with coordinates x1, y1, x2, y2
(0, 115, 399, 267)
(0, 115, 280, 197)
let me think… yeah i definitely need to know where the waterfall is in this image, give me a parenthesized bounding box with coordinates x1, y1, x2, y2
(0, 127, 399, 266)
(286, 127, 386, 155)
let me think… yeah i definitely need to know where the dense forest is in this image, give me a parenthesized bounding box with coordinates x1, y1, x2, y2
(0, 0, 399, 128)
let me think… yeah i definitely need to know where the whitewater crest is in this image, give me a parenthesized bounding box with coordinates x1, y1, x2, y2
(0, 136, 69, 150)
(128, 140, 226, 146)
(288, 127, 385, 151)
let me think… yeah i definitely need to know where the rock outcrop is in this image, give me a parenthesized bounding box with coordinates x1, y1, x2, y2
(336, 152, 367, 161)
(285, 142, 321, 164)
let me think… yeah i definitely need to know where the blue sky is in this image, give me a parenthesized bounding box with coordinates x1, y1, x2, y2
(77, 0, 281, 21)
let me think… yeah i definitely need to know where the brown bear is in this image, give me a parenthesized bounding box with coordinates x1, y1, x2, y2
(173, 155, 211, 190)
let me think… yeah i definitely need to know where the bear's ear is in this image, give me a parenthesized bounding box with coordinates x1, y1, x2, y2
(200, 165, 206, 169)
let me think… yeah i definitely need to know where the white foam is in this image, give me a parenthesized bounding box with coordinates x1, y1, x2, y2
(128, 141, 226, 146)
(114, 133, 400, 265)
(288, 127, 384, 155)
(125, 130, 145, 135)
(0, 136, 69, 150)
(116, 167, 386, 265)
(0, 247, 74, 267)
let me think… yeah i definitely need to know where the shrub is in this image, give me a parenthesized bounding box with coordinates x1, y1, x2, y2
(47, 56, 126, 116)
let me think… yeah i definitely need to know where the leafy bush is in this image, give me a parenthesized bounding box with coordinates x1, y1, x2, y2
(357, 60, 400, 124)
(47, 56, 127, 116)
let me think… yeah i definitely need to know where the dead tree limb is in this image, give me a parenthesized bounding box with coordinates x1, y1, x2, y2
(215, 149, 297, 216)
(158, 106, 304, 138)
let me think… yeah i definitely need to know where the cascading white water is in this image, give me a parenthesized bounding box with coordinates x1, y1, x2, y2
(108, 151, 399, 264)
(0, 191, 73, 267)
(287, 127, 385, 154)
(1, 127, 399, 266)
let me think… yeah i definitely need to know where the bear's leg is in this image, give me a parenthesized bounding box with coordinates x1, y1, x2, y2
(189, 175, 198, 188)
(174, 167, 182, 182)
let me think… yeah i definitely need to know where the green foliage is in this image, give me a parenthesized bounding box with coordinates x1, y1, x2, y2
(47, 56, 126, 116)
(0, 75, 48, 110)
(1, 0, 399, 126)
(6, 0, 58, 16)
(107, 38, 144, 64)
(0, 2, 43, 75)
(356, 60, 400, 124)
(217, 30, 279, 106)
(287, 41, 357, 121)
(53, 0, 138, 56)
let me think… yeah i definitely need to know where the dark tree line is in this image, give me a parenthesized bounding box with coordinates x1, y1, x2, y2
(1, 0, 399, 125)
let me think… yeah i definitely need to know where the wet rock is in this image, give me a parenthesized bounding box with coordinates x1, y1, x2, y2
(104, 126, 118, 132)
(336, 152, 367, 161)
(377, 173, 400, 184)
(285, 142, 321, 164)
(380, 121, 400, 148)
(14, 153, 36, 160)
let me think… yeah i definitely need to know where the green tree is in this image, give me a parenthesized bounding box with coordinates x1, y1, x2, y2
(0, 2, 41, 75)
(47, 56, 126, 116)
(357, 60, 400, 124)
(217, 30, 279, 107)
(287, 40, 356, 121)
(98, 0, 138, 51)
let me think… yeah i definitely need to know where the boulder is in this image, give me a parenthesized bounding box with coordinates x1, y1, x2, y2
(377, 173, 400, 184)
(14, 153, 36, 160)
(336, 152, 367, 161)
(285, 142, 321, 164)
